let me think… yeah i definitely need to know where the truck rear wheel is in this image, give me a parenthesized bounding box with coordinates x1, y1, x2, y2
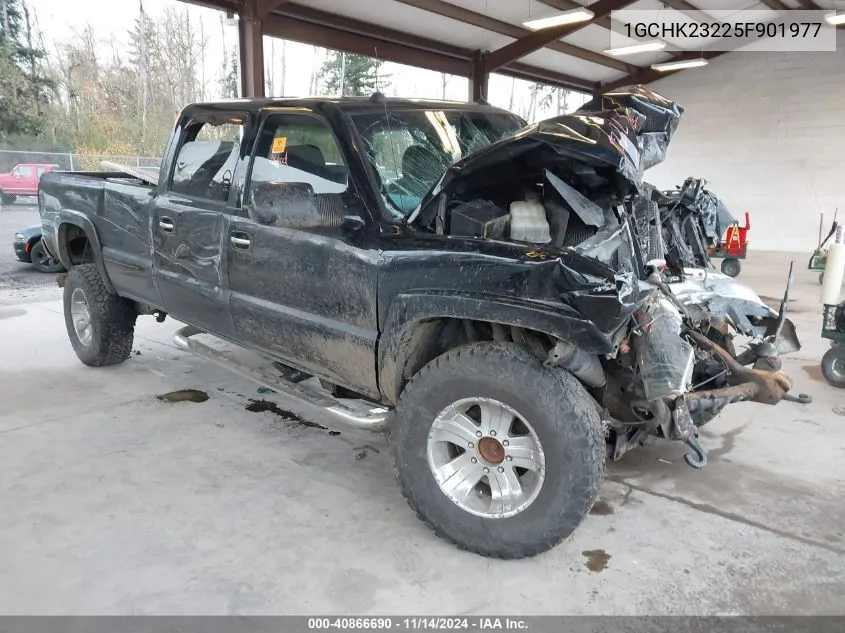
(390, 341, 604, 559)
(63, 264, 137, 366)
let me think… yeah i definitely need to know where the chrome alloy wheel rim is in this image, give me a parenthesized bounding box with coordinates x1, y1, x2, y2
(426, 397, 546, 519)
(70, 287, 93, 346)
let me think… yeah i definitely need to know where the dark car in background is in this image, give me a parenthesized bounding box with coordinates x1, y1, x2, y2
(13, 225, 65, 273)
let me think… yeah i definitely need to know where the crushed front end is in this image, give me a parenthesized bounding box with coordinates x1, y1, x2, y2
(606, 267, 803, 468)
(409, 85, 806, 466)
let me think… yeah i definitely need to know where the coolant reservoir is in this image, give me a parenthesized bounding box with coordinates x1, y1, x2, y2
(510, 199, 551, 243)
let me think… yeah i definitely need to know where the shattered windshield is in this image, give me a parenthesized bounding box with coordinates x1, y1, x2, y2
(350, 108, 524, 217)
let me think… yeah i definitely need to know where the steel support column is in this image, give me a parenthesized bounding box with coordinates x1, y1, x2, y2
(238, 0, 266, 98)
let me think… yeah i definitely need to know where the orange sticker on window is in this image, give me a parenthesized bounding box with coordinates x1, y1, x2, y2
(272, 136, 287, 154)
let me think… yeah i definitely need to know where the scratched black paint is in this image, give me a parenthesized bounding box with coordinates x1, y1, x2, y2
(39, 95, 660, 404)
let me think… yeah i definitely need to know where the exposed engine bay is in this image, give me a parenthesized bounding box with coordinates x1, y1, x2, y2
(412, 86, 807, 468)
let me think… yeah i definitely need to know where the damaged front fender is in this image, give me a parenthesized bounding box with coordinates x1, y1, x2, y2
(668, 267, 801, 355)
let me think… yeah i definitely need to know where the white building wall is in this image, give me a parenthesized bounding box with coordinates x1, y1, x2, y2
(646, 30, 845, 252)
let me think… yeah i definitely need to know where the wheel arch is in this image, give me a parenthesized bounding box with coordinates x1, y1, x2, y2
(377, 292, 614, 405)
(55, 212, 114, 293)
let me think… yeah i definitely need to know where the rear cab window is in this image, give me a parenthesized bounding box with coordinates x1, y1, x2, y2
(169, 114, 247, 204)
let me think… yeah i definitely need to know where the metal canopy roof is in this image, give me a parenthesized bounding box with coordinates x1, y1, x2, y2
(184, 0, 839, 99)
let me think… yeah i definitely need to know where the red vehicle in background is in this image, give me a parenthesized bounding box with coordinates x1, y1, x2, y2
(0, 163, 58, 204)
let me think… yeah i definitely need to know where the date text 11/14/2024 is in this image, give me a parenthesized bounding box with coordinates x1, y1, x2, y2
(308, 618, 529, 630)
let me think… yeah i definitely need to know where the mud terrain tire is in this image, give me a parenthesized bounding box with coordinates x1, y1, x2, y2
(390, 341, 605, 559)
(63, 264, 137, 366)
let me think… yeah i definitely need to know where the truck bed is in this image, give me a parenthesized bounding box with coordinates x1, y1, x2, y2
(39, 170, 160, 307)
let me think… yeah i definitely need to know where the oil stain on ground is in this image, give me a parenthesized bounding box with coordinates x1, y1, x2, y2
(157, 389, 209, 403)
(802, 364, 824, 382)
(245, 398, 332, 432)
(589, 500, 614, 516)
(582, 549, 611, 572)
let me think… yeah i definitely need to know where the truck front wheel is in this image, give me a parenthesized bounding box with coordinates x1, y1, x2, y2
(63, 264, 137, 366)
(0, 192, 16, 205)
(390, 341, 605, 559)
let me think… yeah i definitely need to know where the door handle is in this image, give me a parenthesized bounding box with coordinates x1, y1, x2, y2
(230, 233, 252, 249)
(159, 217, 175, 233)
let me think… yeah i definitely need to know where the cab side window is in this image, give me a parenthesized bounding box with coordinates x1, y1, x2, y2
(170, 116, 245, 203)
(16, 165, 34, 178)
(248, 113, 348, 197)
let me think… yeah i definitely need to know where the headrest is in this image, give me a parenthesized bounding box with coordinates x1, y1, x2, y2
(401, 145, 443, 182)
(286, 144, 326, 168)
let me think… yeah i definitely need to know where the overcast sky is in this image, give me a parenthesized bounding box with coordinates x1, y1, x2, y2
(26, 0, 588, 120)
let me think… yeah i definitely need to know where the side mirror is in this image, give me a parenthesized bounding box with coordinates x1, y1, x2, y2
(249, 180, 320, 228)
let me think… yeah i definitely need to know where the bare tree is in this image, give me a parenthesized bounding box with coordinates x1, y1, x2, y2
(440, 72, 451, 100)
(527, 83, 539, 122)
(266, 37, 274, 95)
(308, 45, 320, 95)
(279, 39, 286, 95)
(198, 15, 206, 101)
(508, 76, 515, 111)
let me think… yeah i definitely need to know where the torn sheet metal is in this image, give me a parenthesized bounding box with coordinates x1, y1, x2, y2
(634, 296, 695, 401)
(544, 169, 604, 228)
(574, 223, 626, 263)
(697, 188, 736, 241)
(668, 268, 799, 353)
(577, 85, 683, 172)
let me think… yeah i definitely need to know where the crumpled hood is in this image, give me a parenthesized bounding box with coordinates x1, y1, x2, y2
(695, 189, 736, 241)
(410, 85, 684, 223)
(433, 108, 644, 193)
(578, 86, 684, 172)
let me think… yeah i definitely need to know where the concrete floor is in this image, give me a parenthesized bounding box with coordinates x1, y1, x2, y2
(1, 204, 844, 615)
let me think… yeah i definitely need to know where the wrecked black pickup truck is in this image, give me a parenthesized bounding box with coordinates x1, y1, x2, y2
(39, 87, 805, 559)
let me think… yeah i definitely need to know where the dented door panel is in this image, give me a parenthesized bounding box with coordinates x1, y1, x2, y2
(98, 180, 161, 307)
(152, 194, 233, 335)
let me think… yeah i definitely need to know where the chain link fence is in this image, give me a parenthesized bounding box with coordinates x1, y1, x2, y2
(0, 149, 162, 173)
